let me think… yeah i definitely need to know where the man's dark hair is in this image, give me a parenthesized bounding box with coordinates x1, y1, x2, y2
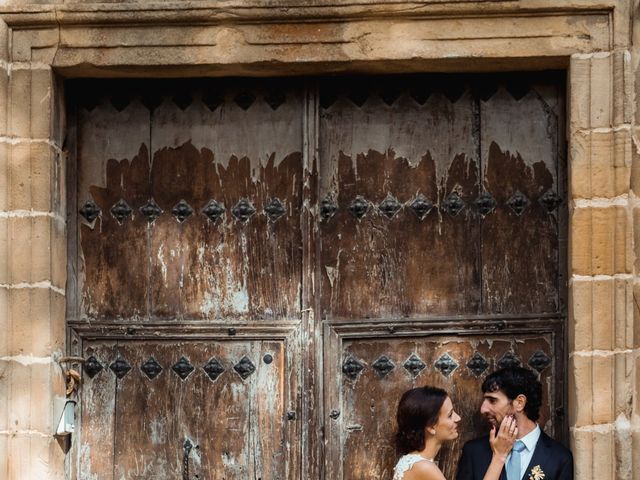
(481, 367, 542, 422)
(395, 386, 448, 455)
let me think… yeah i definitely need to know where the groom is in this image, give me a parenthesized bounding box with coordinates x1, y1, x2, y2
(456, 366, 573, 480)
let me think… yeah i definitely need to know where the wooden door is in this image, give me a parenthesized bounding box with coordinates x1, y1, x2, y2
(67, 74, 565, 479)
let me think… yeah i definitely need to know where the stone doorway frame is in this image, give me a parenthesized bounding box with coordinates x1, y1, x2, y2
(0, 1, 637, 479)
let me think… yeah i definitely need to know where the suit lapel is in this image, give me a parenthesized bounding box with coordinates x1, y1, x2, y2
(520, 432, 550, 480)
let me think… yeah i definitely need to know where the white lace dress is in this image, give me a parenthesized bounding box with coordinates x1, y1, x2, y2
(393, 454, 434, 480)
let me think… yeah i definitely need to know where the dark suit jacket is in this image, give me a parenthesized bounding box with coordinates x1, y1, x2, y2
(455, 431, 573, 480)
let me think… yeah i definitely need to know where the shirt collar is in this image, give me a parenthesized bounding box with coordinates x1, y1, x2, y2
(519, 424, 541, 452)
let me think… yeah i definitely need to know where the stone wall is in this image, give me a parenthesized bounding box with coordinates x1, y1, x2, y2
(0, 1, 638, 479)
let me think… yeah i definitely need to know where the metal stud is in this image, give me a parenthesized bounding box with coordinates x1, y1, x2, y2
(234, 91, 256, 110)
(434, 353, 459, 377)
(202, 199, 225, 222)
(264, 198, 286, 222)
(474, 192, 497, 216)
(234, 356, 256, 380)
(140, 199, 163, 223)
(172, 357, 195, 380)
(497, 351, 521, 369)
(378, 194, 402, 219)
(528, 350, 552, 373)
(232, 198, 256, 223)
(203, 358, 225, 381)
(264, 91, 286, 110)
(320, 197, 338, 221)
(79, 201, 101, 223)
(171, 200, 194, 223)
(141, 357, 163, 380)
(342, 356, 364, 380)
(539, 189, 562, 212)
(109, 358, 132, 379)
(372, 355, 395, 377)
(409, 195, 433, 220)
(263, 354, 273, 364)
(466, 352, 489, 377)
(442, 192, 465, 217)
(84, 356, 103, 378)
(506, 191, 530, 216)
(110, 199, 133, 224)
(403, 354, 426, 377)
(348, 196, 369, 219)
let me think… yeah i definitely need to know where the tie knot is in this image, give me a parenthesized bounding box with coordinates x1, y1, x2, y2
(513, 440, 526, 453)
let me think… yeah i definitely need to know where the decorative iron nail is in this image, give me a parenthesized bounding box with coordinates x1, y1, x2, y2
(287, 411, 296, 421)
(378, 194, 402, 219)
(173, 92, 193, 111)
(140, 199, 163, 223)
(84, 356, 103, 378)
(409, 195, 433, 220)
(528, 350, 552, 373)
(202, 199, 225, 222)
(234, 356, 256, 380)
(79, 201, 101, 223)
(232, 198, 256, 223)
(109, 358, 132, 379)
(403, 354, 426, 377)
(506, 191, 530, 216)
(329, 409, 341, 420)
(203, 358, 225, 381)
(171, 200, 194, 223)
(434, 353, 459, 377)
(234, 91, 256, 110)
(442, 192, 465, 217)
(264, 198, 286, 222)
(228, 327, 236, 336)
(110, 199, 133, 224)
(348, 196, 369, 219)
(539, 189, 562, 212)
(264, 91, 286, 110)
(263, 354, 273, 364)
(342, 356, 364, 380)
(141, 357, 163, 380)
(474, 192, 497, 216)
(320, 197, 338, 220)
(372, 355, 395, 377)
(347, 90, 368, 107)
(202, 92, 224, 112)
(497, 351, 521, 369)
(466, 352, 489, 377)
(172, 357, 195, 380)
(110, 93, 129, 112)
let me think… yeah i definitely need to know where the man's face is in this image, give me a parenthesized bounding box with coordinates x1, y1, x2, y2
(480, 389, 514, 428)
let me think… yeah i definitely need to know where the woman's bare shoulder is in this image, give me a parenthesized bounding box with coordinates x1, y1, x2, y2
(402, 460, 446, 480)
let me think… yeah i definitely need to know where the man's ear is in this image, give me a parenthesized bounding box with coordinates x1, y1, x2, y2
(513, 394, 527, 413)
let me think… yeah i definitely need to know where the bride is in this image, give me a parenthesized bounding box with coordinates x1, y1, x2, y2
(393, 386, 517, 480)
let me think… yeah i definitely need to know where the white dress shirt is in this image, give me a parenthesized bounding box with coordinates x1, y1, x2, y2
(506, 424, 541, 480)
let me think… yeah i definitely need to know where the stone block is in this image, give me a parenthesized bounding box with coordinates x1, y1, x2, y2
(569, 55, 591, 132)
(0, 65, 8, 137)
(0, 217, 7, 285)
(614, 352, 633, 419)
(590, 131, 615, 198)
(634, 281, 640, 349)
(569, 130, 591, 198)
(614, 278, 633, 350)
(8, 215, 52, 284)
(569, 278, 592, 351)
(593, 429, 615, 480)
(592, 354, 615, 424)
(8, 143, 55, 211)
(9, 68, 31, 138)
(8, 288, 64, 357)
(613, 129, 632, 196)
(0, 143, 7, 211)
(592, 278, 614, 350)
(590, 53, 612, 129)
(571, 429, 593, 480)
(51, 216, 66, 291)
(633, 428, 640, 480)
(612, 50, 633, 125)
(571, 206, 630, 275)
(29, 68, 53, 140)
(0, 288, 7, 355)
(6, 434, 62, 479)
(569, 354, 593, 427)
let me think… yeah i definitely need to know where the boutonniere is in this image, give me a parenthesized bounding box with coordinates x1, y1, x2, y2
(528, 465, 545, 480)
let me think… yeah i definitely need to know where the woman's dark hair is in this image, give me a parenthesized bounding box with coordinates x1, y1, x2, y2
(395, 386, 448, 455)
(481, 366, 542, 422)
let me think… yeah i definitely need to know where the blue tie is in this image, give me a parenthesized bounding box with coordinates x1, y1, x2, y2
(506, 440, 526, 480)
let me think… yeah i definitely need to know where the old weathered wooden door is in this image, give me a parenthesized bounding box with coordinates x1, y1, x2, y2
(68, 74, 565, 479)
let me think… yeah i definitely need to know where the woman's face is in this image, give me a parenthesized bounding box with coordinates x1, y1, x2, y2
(432, 396, 462, 442)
